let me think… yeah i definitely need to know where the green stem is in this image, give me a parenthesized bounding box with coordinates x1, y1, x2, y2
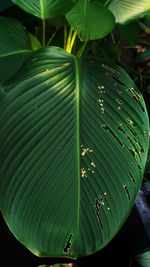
(138, 21, 150, 34)
(47, 27, 59, 46)
(64, 21, 67, 50)
(67, 31, 77, 54)
(0, 50, 32, 58)
(110, 32, 121, 62)
(104, 0, 111, 6)
(76, 41, 87, 58)
(66, 27, 73, 52)
(42, 18, 46, 47)
(111, 32, 116, 45)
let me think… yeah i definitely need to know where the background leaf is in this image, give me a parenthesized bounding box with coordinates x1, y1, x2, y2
(135, 251, 150, 267)
(12, 0, 78, 19)
(91, 40, 121, 61)
(0, 16, 32, 84)
(66, 0, 115, 41)
(0, 0, 14, 11)
(107, 0, 150, 24)
(118, 21, 141, 46)
(29, 33, 42, 51)
(134, 50, 150, 65)
(0, 47, 149, 259)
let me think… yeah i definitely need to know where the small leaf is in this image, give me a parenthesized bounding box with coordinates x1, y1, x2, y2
(12, 0, 78, 19)
(107, 0, 150, 24)
(29, 33, 42, 51)
(66, 0, 115, 41)
(0, 16, 32, 83)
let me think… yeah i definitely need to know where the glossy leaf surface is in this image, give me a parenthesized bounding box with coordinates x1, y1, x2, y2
(0, 47, 149, 258)
(107, 0, 150, 24)
(12, 0, 78, 19)
(66, 0, 115, 41)
(0, 17, 31, 83)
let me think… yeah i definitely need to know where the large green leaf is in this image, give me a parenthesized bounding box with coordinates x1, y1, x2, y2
(0, 47, 149, 258)
(66, 0, 115, 41)
(11, 0, 78, 19)
(107, 0, 150, 24)
(0, 17, 32, 84)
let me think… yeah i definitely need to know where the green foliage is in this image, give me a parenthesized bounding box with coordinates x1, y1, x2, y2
(91, 40, 121, 61)
(0, 46, 149, 258)
(29, 33, 42, 51)
(66, 0, 115, 41)
(146, 10, 150, 21)
(12, 0, 77, 19)
(0, 16, 32, 83)
(107, 0, 150, 24)
(0, 0, 149, 261)
(135, 251, 150, 267)
(118, 21, 141, 46)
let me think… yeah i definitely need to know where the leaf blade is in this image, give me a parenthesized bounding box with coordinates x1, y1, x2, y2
(0, 47, 149, 258)
(66, 0, 115, 41)
(0, 16, 32, 83)
(12, 0, 78, 19)
(107, 0, 150, 24)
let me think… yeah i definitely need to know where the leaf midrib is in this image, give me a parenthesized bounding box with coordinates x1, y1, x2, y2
(75, 58, 80, 249)
(83, 0, 88, 33)
(40, 0, 45, 19)
(0, 50, 32, 58)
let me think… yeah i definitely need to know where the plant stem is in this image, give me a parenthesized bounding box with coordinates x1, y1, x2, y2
(67, 31, 77, 54)
(64, 21, 67, 50)
(65, 26, 77, 54)
(42, 18, 46, 47)
(139, 21, 150, 34)
(110, 32, 121, 62)
(104, 0, 111, 6)
(111, 32, 116, 45)
(76, 41, 87, 58)
(66, 27, 73, 52)
(47, 27, 59, 46)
